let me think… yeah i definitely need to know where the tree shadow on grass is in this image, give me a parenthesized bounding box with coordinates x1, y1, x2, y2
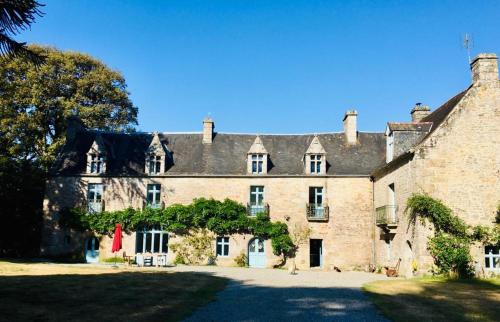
(363, 278, 500, 322)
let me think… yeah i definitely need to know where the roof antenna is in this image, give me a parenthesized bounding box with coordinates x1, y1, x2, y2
(462, 33, 473, 64)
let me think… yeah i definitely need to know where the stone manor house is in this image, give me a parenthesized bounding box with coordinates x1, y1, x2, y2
(42, 54, 500, 276)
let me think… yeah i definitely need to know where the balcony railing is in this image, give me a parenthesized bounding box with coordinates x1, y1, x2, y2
(376, 205, 398, 226)
(87, 200, 104, 213)
(247, 203, 269, 216)
(307, 203, 329, 221)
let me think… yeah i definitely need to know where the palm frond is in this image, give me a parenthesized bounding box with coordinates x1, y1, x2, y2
(0, 0, 44, 35)
(0, 32, 43, 63)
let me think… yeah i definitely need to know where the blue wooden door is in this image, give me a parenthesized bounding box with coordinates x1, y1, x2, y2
(248, 238, 266, 268)
(85, 237, 100, 263)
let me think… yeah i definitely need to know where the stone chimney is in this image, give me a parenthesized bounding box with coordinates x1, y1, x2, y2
(471, 53, 498, 86)
(66, 115, 85, 142)
(202, 117, 214, 144)
(411, 103, 431, 122)
(343, 110, 358, 145)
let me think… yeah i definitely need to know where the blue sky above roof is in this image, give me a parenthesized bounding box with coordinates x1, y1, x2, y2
(23, 0, 500, 133)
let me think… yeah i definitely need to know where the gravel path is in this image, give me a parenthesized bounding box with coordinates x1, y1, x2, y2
(174, 266, 390, 322)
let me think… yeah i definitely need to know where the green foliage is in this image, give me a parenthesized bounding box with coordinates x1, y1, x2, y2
(406, 194, 468, 238)
(428, 233, 473, 278)
(234, 251, 247, 267)
(170, 229, 215, 265)
(60, 197, 293, 261)
(0, 45, 138, 168)
(406, 193, 500, 278)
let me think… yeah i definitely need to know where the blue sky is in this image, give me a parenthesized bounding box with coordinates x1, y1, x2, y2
(22, 1, 500, 133)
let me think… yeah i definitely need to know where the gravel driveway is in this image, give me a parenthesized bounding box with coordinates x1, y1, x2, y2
(174, 266, 390, 322)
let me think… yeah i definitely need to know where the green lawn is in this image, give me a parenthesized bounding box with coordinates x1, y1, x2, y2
(363, 277, 500, 322)
(0, 260, 227, 322)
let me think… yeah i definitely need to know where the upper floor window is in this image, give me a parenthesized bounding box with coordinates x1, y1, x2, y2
(310, 155, 323, 174)
(308, 186, 325, 218)
(89, 154, 105, 174)
(148, 155, 162, 174)
(216, 237, 230, 257)
(146, 184, 162, 209)
(88, 183, 103, 213)
(251, 154, 264, 174)
(248, 186, 265, 216)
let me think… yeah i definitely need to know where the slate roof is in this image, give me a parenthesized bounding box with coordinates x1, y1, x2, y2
(52, 130, 386, 176)
(387, 122, 433, 132)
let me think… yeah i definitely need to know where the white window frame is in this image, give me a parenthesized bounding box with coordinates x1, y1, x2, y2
(87, 183, 103, 213)
(147, 154, 163, 174)
(135, 227, 168, 254)
(146, 184, 161, 208)
(309, 187, 324, 216)
(251, 154, 264, 174)
(249, 186, 265, 216)
(485, 246, 500, 271)
(216, 236, 230, 257)
(89, 154, 105, 174)
(310, 154, 322, 174)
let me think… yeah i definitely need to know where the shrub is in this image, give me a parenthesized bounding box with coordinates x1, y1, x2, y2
(170, 229, 215, 265)
(234, 251, 247, 267)
(428, 233, 473, 278)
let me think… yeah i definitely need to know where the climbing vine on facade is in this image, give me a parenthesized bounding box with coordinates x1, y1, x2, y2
(59, 198, 295, 262)
(406, 194, 499, 278)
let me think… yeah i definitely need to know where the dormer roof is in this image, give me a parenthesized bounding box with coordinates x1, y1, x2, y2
(146, 132, 167, 155)
(305, 135, 326, 155)
(247, 136, 268, 154)
(87, 134, 106, 154)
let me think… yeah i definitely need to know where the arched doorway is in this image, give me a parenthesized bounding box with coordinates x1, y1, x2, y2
(85, 237, 100, 263)
(248, 237, 266, 268)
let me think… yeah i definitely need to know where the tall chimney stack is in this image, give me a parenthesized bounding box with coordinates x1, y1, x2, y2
(202, 117, 214, 144)
(471, 53, 498, 86)
(343, 110, 358, 145)
(411, 103, 431, 122)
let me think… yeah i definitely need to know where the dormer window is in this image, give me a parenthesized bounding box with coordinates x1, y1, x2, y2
(304, 136, 326, 175)
(147, 155, 163, 174)
(86, 135, 107, 174)
(247, 136, 269, 175)
(145, 132, 167, 175)
(251, 154, 264, 174)
(310, 154, 323, 174)
(89, 154, 105, 174)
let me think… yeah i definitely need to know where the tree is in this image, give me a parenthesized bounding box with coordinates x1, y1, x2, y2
(0, 45, 138, 168)
(0, 45, 138, 256)
(0, 0, 44, 62)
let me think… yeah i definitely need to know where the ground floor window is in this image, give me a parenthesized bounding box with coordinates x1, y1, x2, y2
(485, 246, 499, 270)
(135, 227, 168, 253)
(216, 237, 229, 257)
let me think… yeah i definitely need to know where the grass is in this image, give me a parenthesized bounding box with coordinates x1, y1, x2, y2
(0, 260, 228, 322)
(363, 277, 500, 322)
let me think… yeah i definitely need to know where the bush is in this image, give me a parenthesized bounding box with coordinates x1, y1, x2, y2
(234, 251, 247, 267)
(428, 233, 473, 278)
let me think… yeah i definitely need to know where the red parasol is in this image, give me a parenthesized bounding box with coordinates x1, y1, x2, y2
(111, 223, 122, 253)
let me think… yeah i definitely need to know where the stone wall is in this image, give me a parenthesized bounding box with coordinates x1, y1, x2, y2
(42, 176, 374, 270)
(374, 77, 500, 276)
